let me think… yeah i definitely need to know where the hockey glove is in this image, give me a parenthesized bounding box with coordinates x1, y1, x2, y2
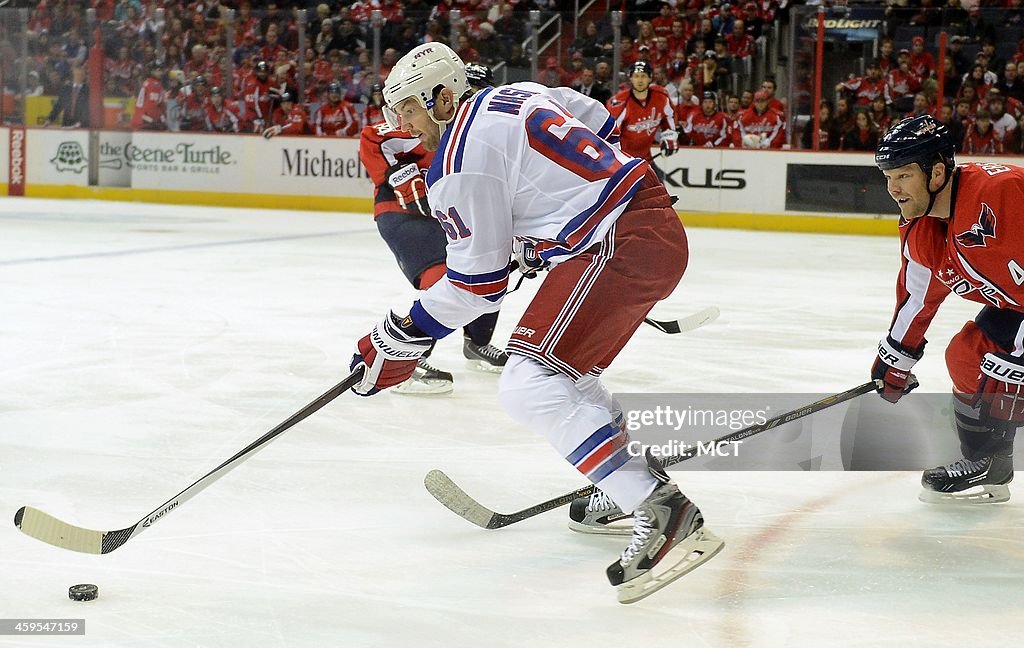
(350, 311, 433, 396)
(659, 132, 679, 157)
(975, 352, 1024, 431)
(872, 335, 922, 403)
(388, 163, 430, 217)
(262, 125, 282, 139)
(512, 238, 549, 277)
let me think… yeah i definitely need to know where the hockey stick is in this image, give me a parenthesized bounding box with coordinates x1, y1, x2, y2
(14, 367, 365, 554)
(424, 380, 880, 530)
(644, 305, 719, 334)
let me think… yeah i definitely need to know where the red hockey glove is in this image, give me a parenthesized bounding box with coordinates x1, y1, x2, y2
(350, 311, 433, 396)
(388, 163, 430, 217)
(975, 352, 1024, 431)
(871, 335, 922, 403)
(659, 132, 679, 157)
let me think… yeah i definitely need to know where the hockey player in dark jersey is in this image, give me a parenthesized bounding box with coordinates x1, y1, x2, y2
(873, 115, 1023, 503)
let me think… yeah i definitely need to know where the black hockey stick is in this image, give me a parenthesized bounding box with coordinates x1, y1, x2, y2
(644, 306, 719, 334)
(424, 380, 880, 530)
(14, 367, 366, 554)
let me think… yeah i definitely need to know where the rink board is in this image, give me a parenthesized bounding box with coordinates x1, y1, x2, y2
(0, 126, 1015, 234)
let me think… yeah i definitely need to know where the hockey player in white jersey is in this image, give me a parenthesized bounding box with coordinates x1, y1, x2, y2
(348, 43, 722, 603)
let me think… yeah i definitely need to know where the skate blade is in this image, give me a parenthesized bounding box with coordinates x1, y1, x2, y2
(567, 518, 634, 536)
(393, 379, 453, 396)
(467, 358, 505, 374)
(616, 528, 725, 604)
(919, 484, 1010, 504)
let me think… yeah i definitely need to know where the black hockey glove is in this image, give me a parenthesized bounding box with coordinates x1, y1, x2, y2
(872, 335, 922, 403)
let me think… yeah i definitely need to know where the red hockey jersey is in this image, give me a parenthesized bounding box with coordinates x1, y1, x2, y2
(358, 122, 435, 219)
(887, 162, 1024, 353)
(315, 100, 359, 137)
(606, 85, 677, 161)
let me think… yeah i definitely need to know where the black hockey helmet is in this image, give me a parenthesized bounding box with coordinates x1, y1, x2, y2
(255, 60, 271, 75)
(193, 75, 207, 86)
(210, 85, 223, 96)
(328, 81, 342, 95)
(464, 62, 494, 88)
(279, 91, 293, 103)
(875, 115, 955, 174)
(629, 61, 653, 77)
(876, 115, 957, 216)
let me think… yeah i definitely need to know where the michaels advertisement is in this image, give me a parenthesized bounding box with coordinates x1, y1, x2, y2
(126, 133, 370, 198)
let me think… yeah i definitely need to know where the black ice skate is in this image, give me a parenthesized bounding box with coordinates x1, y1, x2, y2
(606, 453, 724, 604)
(393, 358, 454, 395)
(920, 454, 1014, 504)
(568, 489, 633, 536)
(463, 336, 508, 373)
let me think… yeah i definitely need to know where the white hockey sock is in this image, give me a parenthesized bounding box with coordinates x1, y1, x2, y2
(498, 355, 657, 513)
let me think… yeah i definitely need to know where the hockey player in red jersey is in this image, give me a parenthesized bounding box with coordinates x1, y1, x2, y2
(131, 62, 166, 130)
(606, 61, 677, 180)
(179, 76, 210, 132)
(873, 115, 1023, 504)
(681, 91, 730, 147)
(314, 82, 359, 137)
(203, 86, 239, 132)
(261, 91, 308, 137)
(738, 89, 786, 149)
(240, 60, 275, 133)
(358, 101, 509, 392)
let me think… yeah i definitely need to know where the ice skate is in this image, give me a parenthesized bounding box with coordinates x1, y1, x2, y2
(606, 454, 724, 604)
(393, 358, 454, 395)
(463, 337, 508, 373)
(919, 454, 1013, 504)
(568, 489, 633, 536)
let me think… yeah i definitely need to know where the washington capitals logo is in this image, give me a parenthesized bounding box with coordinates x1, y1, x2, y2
(956, 203, 997, 248)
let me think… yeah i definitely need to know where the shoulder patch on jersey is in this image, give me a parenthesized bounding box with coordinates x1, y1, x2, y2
(956, 202, 997, 248)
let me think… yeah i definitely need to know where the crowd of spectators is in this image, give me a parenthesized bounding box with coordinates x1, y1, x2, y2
(7, 0, 1024, 154)
(809, 4, 1024, 154)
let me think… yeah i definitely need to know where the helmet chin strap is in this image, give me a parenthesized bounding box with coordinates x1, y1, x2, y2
(425, 91, 460, 137)
(920, 161, 953, 217)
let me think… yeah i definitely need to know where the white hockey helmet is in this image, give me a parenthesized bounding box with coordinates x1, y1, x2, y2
(382, 43, 469, 133)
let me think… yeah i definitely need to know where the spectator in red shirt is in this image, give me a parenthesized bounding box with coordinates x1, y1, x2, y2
(725, 19, 754, 59)
(962, 109, 1003, 154)
(909, 35, 934, 79)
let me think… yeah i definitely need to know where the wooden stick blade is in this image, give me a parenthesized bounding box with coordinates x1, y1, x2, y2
(423, 470, 498, 529)
(14, 506, 106, 555)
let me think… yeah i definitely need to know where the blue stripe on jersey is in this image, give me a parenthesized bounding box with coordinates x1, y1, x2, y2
(409, 300, 455, 339)
(596, 115, 616, 141)
(426, 88, 494, 187)
(539, 158, 644, 262)
(566, 424, 621, 465)
(446, 266, 509, 285)
(426, 130, 452, 188)
(453, 87, 492, 173)
(589, 447, 631, 482)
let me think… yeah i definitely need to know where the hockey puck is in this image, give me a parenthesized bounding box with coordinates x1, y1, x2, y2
(68, 584, 98, 602)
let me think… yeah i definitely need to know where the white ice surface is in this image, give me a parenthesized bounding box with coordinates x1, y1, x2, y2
(1, 198, 1021, 647)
